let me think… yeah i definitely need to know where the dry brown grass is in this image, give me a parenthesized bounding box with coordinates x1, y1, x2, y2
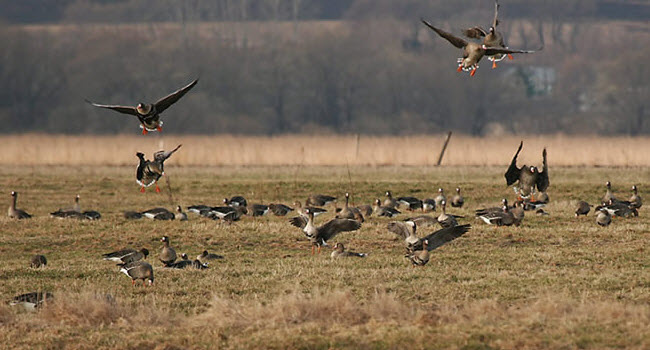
(2, 133, 650, 167)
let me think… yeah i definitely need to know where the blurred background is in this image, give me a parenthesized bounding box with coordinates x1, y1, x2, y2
(0, 0, 648, 136)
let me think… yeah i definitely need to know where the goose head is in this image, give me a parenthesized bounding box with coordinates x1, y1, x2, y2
(334, 243, 345, 252)
(140, 248, 149, 258)
(385, 191, 391, 198)
(136, 103, 151, 115)
(455, 187, 461, 194)
(606, 181, 611, 189)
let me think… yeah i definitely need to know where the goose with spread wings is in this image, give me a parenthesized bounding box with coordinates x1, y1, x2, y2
(463, 0, 513, 69)
(504, 141, 549, 201)
(421, 19, 538, 76)
(136, 144, 182, 193)
(406, 224, 471, 267)
(86, 79, 198, 135)
(289, 208, 362, 254)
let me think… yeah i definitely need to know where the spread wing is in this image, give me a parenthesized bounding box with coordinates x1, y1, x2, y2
(154, 79, 198, 113)
(423, 224, 471, 251)
(504, 141, 523, 186)
(536, 148, 549, 192)
(318, 219, 361, 241)
(492, 0, 500, 28)
(154, 144, 182, 161)
(85, 99, 138, 116)
(463, 27, 487, 39)
(421, 19, 468, 49)
(387, 221, 414, 239)
(484, 46, 539, 56)
(289, 216, 308, 229)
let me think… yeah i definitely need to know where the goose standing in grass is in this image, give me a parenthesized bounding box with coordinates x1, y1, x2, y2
(629, 185, 642, 211)
(504, 141, 549, 201)
(8, 191, 31, 219)
(373, 199, 401, 218)
(336, 193, 356, 220)
(30, 255, 47, 268)
(462, 0, 513, 69)
(479, 205, 517, 227)
(197, 250, 224, 262)
(421, 19, 538, 76)
(103, 248, 149, 264)
(437, 200, 461, 228)
(306, 194, 337, 207)
(434, 188, 446, 207)
(269, 203, 294, 216)
(596, 208, 611, 227)
(406, 224, 471, 267)
(384, 191, 400, 209)
(293, 201, 327, 217)
(159, 236, 177, 266)
(575, 201, 592, 217)
(451, 188, 465, 208)
(397, 196, 423, 211)
(119, 261, 154, 286)
(331, 243, 367, 258)
(86, 78, 198, 135)
(136, 144, 182, 193)
(289, 208, 362, 254)
(10, 292, 53, 310)
(602, 181, 616, 204)
(174, 206, 188, 221)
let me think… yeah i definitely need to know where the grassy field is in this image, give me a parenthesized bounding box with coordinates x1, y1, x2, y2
(1, 164, 649, 349)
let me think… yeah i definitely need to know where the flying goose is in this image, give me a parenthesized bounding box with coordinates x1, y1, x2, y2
(450, 187, 464, 208)
(269, 203, 294, 216)
(575, 201, 592, 217)
(8, 191, 32, 219)
(596, 208, 611, 227)
(86, 78, 198, 135)
(462, 0, 513, 69)
(159, 236, 177, 266)
(406, 224, 471, 267)
(602, 181, 616, 204)
(30, 254, 47, 268)
(434, 188, 446, 207)
(397, 196, 423, 211)
(119, 261, 154, 286)
(373, 199, 401, 218)
(289, 208, 362, 254)
(197, 250, 224, 261)
(437, 200, 461, 228)
(306, 194, 337, 207)
(175, 206, 188, 221)
(384, 191, 400, 209)
(331, 243, 367, 258)
(629, 185, 642, 210)
(102, 248, 149, 264)
(136, 144, 182, 193)
(504, 141, 549, 201)
(10, 292, 53, 310)
(293, 201, 327, 217)
(478, 205, 517, 226)
(421, 20, 538, 76)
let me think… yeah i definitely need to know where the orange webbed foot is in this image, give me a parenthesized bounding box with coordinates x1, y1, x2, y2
(470, 68, 477, 76)
(142, 129, 148, 135)
(155, 184, 161, 193)
(157, 126, 162, 132)
(492, 61, 497, 69)
(508, 54, 514, 60)
(457, 65, 463, 72)
(140, 186, 145, 193)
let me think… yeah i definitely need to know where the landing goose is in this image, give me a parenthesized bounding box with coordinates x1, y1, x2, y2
(10, 292, 53, 310)
(289, 208, 361, 254)
(450, 187, 464, 208)
(8, 191, 31, 219)
(197, 250, 224, 261)
(462, 0, 513, 69)
(293, 201, 327, 217)
(269, 203, 294, 216)
(331, 243, 367, 258)
(421, 20, 538, 76)
(384, 191, 400, 209)
(306, 194, 337, 207)
(102, 248, 149, 264)
(30, 255, 47, 268)
(504, 141, 549, 201)
(406, 224, 471, 267)
(86, 78, 198, 135)
(119, 261, 154, 286)
(136, 144, 182, 193)
(373, 199, 401, 218)
(159, 236, 177, 266)
(575, 201, 592, 217)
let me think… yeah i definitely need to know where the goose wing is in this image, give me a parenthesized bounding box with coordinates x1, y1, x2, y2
(421, 19, 468, 48)
(85, 99, 138, 116)
(154, 144, 182, 161)
(536, 148, 550, 192)
(154, 79, 198, 113)
(318, 218, 361, 242)
(463, 26, 488, 39)
(422, 224, 471, 251)
(289, 216, 308, 229)
(484, 46, 539, 56)
(387, 221, 414, 239)
(505, 141, 523, 186)
(492, 0, 500, 28)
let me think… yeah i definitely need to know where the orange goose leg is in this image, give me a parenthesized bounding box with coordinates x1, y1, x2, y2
(157, 126, 162, 132)
(131, 279, 136, 287)
(142, 128, 148, 135)
(470, 68, 477, 76)
(457, 65, 463, 72)
(155, 182, 161, 193)
(311, 245, 315, 255)
(508, 54, 514, 60)
(140, 186, 146, 193)
(492, 60, 497, 69)
(317, 246, 321, 254)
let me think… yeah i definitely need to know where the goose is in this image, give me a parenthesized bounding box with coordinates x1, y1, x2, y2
(511, 201, 525, 224)
(10, 292, 53, 310)
(49, 209, 86, 220)
(142, 207, 175, 221)
(159, 236, 177, 266)
(293, 201, 327, 217)
(289, 208, 362, 254)
(384, 191, 400, 209)
(373, 199, 401, 218)
(331, 243, 367, 258)
(197, 250, 224, 262)
(575, 201, 592, 217)
(422, 198, 436, 212)
(356, 204, 373, 217)
(136, 144, 182, 193)
(124, 211, 143, 219)
(462, 0, 513, 69)
(174, 206, 188, 221)
(451, 187, 465, 208)
(522, 199, 546, 211)
(434, 188, 446, 207)
(437, 200, 460, 228)
(165, 253, 201, 269)
(8, 191, 32, 219)
(479, 205, 517, 226)
(30, 254, 47, 268)
(537, 192, 550, 204)
(406, 224, 471, 267)
(306, 194, 337, 207)
(387, 220, 420, 252)
(86, 78, 198, 135)
(248, 204, 270, 217)
(102, 248, 149, 264)
(397, 196, 423, 211)
(119, 261, 154, 286)
(602, 181, 616, 204)
(336, 193, 356, 220)
(629, 185, 642, 210)
(598, 199, 636, 218)
(596, 208, 611, 227)
(504, 141, 549, 201)
(224, 196, 248, 207)
(50, 195, 101, 220)
(475, 199, 509, 217)
(421, 19, 538, 76)
(269, 203, 294, 216)
(403, 215, 438, 228)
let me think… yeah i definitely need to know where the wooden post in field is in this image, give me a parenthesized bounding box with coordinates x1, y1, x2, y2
(355, 134, 360, 161)
(436, 132, 453, 166)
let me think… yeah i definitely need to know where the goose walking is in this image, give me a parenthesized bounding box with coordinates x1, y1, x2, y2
(86, 79, 198, 135)
(8, 191, 31, 219)
(136, 144, 182, 193)
(119, 261, 154, 286)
